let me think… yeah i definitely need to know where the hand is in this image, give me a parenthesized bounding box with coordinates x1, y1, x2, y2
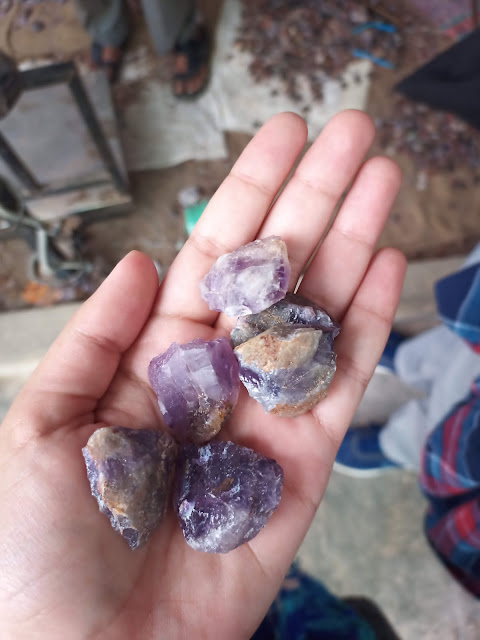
(0, 111, 406, 639)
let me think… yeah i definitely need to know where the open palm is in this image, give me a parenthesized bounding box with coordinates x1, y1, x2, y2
(0, 112, 406, 640)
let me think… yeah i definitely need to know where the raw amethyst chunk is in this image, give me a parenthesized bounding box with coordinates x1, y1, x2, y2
(148, 338, 240, 444)
(199, 236, 291, 316)
(234, 324, 336, 416)
(231, 292, 341, 347)
(83, 427, 177, 549)
(174, 441, 284, 553)
(231, 293, 339, 416)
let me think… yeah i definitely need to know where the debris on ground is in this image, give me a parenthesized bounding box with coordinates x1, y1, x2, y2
(176, 185, 210, 236)
(21, 281, 60, 306)
(408, 0, 474, 36)
(375, 97, 480, 173)
(238, 0, 480, 174)
(30, 19, 45, 32)
(0, 0, 12, 16)
(177, 185, 204, 209)
(19, 261, 105, 307)
(236, 0, 447, 102)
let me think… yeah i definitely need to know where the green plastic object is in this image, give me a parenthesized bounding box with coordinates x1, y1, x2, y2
(184, 200, 209, 236)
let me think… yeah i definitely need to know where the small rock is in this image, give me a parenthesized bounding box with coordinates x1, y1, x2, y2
(174, 441, 284, 553)
(0, 0, 12, 15)
(350, 7, 368, 23)
(199, 236, 291, 317)
(31, 20, 45, 32)
(231, 292, 340, 347)
(235, 324, 336, 416)
(83, 427, 177, 549)
(232, 293, 339, 416)
(450, 178, 468, 190)
(148, 338, 240, 444)
(416, 171, 428, 191)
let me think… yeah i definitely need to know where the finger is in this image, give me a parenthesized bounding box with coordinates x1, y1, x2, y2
(5, 251, 159, 441)
(250, 248, 406, 571)
(155, 112, 308, 325)
(258, 110, 375, 286)
(299, 156, 402, 321)
(314, 247, 407, 451)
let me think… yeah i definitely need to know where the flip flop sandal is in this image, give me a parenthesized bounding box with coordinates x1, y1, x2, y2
(90, 42, 124, 83)
(173, 24, 211, 99)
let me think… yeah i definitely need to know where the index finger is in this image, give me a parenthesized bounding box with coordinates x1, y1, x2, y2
(154, 113, 308, 325)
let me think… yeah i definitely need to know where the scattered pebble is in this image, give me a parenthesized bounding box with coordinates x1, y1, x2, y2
(238, 0, 478, 173)
(416, 170, 428, 191)
(0, 0, 12, 15)
(237, 0, 415, 101)
(30, 20, 45, 32)
(376, 97, 480, 172)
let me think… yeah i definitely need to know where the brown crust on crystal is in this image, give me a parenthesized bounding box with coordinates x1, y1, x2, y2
(191, 402, 233, 444)
(271, 388, 329, 417)
(234, 326, 320, 372)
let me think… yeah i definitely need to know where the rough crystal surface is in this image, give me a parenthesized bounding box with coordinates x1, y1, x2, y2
(231, 294, 340, 417)
(174, 441, 284, 553)
(83, 427, 177, 549)
(199, 236, 291, 316)
(231, 292, 340, 347)
(148, 338, 240, 444)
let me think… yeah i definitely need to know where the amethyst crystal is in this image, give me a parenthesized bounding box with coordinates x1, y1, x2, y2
(148, 338, 240, 444)
(83, 427, 177, 549)
(231, 292, 340, 347)
(174, 441, 283, 553)
(199, 236, 291, 316)
(232, 294, 340, 417)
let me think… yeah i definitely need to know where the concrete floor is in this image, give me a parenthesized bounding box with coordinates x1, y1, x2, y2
(299, 471, 480, 639)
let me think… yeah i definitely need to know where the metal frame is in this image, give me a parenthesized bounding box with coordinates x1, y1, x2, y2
(0, 61, 128, 200)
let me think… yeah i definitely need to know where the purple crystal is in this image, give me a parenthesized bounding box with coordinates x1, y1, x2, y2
(231, 292, 341, 347)
(199, 236, 291, 316)
(148, 338, 240, 444)
(232, 294, 340, 417)
(174, 441, 283, 553)
(83, 427, 177, 549)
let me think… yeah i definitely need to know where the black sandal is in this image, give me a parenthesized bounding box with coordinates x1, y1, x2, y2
(173, 24, 211, 99)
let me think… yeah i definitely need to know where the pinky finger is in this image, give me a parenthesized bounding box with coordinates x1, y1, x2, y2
(313, 247, 407, 453)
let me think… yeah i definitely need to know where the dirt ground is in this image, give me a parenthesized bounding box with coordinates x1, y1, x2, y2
(84, 130, 250, 266)
(0, 0, 90, 62)
(1, 0, 480, 312)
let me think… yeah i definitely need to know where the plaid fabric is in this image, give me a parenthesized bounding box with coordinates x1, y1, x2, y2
(435, 263, 480, 352)
(420, 262, 480, 596)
